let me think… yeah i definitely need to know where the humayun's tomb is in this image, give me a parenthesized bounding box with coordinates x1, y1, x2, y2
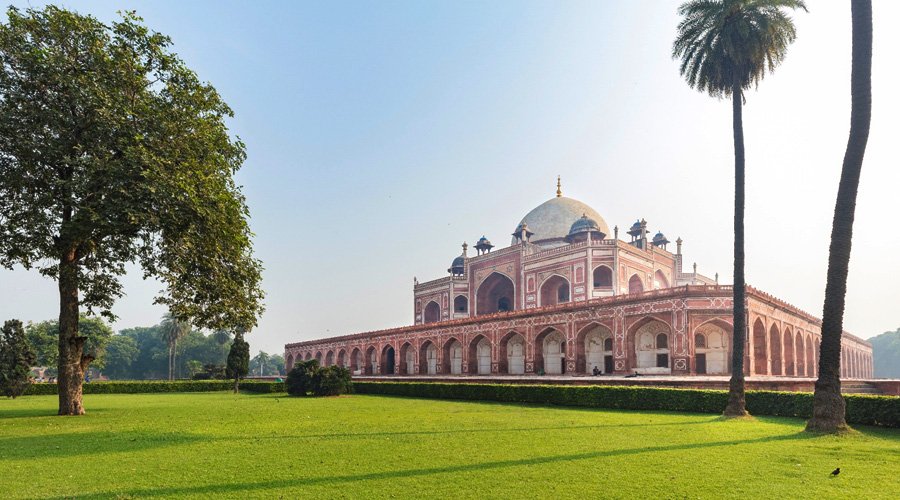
(286, 180, 873, 381)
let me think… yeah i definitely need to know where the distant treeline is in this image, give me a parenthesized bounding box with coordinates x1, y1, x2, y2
(871, 328, 900, 379)
(25, 317, 284, 380)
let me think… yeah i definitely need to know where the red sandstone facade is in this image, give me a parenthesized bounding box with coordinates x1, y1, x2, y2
(286, 187, 873, 379)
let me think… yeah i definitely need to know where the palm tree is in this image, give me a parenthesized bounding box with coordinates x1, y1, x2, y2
(160, 313, 191, 381)
(807, 0, 872, 433)
(673, 0, 806, 416)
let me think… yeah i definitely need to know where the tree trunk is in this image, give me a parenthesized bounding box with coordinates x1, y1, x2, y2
(233, 377, 239, 394)
(57, 250, 85, 415)
(168, 343, 175, 381)
(807, 0, 872, 433)
(724, 81, 747, 417)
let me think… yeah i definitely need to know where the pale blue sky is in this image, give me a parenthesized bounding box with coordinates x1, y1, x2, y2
(1, 1, 898, 356)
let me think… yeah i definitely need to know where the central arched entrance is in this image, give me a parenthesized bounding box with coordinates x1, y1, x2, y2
(632, 320, 671, 374)
(578, 324, 613, 374)
(475, 272, 515, 316)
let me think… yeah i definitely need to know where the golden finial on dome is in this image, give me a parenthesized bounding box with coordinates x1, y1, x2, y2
(556, 175, 562, 197)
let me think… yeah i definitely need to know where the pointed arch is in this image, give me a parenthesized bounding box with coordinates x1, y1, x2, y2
(694, 318, 732, 375)
(593, 265, 613, 288)
(752, 318, 767, 375)
(630, 318, 672, 373)
(535, 327, 566, 375)
(364, 345, 377, 375)
(399, 342, 414, 375)
(380, 344, 395, 375)
(576, 322, 613, 374)
(350, 347, 362, 374)
(794, 333, 806, 377)
(628, 274, 644, 294)
(423, 301, 441, 324)
(783, 328, 795, 376)
(467, 334, 492, 375)
(769, 324, 782, 375)
(498, 331, 526, 375)
(337, 349, 347, 369)
(453, 295, 468, 314)
(442, 337, 463, 374)
(539, 274, 570, 306)
(654, 270, 670, 289)
(475, 272, 516, 316)
(419, 340, 438, 375)
(325, 351, 334, 367)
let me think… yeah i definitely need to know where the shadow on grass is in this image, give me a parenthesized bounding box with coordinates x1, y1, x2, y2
(66, 432, 813, 499)
(0, 430, 204, 461)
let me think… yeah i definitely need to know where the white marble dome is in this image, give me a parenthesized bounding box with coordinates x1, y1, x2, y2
(512, 196, 610, 247)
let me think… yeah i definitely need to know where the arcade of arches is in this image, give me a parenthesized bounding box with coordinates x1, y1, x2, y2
(286, 286, 874, 379)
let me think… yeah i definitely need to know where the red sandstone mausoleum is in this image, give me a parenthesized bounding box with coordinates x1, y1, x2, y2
(286, 181, 873, 379)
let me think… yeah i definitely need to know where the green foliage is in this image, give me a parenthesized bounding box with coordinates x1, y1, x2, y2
(102, 335, 138, 379)
(23, 379, 282, 395)
(672, 0, 807, 98)
(25, 315, 113, 369)
(315, 366, 353, 396)
(192, 364, 227, 380)
(284, 359, 350, 396)
(352, 382, 900, 428)
(250, 351, 285, 376)
(0, 319, 36, 397)
(226, 331, 249, 382)
(870, 328, 900, 378)
(286, 359, 320, 397)
(0, 5, 265, 329)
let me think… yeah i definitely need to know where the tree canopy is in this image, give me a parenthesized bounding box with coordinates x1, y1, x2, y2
(0, 6, 264, 413)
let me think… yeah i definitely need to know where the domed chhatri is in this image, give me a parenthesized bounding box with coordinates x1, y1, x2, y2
(511, 196, 610, 247)
(566, 214, 607, 243)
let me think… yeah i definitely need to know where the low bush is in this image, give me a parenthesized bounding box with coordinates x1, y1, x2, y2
(286, 360, 352, 397)
(353, 382, 900, 428)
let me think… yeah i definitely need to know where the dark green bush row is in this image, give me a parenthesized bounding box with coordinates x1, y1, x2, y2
(353, 382, 900, 428)
(23, 380, 285, 395)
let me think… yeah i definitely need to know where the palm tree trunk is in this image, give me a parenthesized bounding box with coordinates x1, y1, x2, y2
(168, 343, 175, 381)
(807, 0, 872, 433)
(724, 80, 748, 417)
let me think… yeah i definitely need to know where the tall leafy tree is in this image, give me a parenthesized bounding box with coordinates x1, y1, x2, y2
(226, 330, 250, 393)
(161, 313, 191, 380)
(0, 319, 36, 398)
(251, 351, 270, 376)
(103, 335, 139, 379)
(673, 0, 806, 416)
(0, 7, 264, 415)
(807, 0, 872, 433)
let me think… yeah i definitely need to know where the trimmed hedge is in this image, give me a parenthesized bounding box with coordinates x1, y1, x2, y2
(353, 382, 900, 428)
(18, 379, 899, 428)
(23, 380, 285, 395)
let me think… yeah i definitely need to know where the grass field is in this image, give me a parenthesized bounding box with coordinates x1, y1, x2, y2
(1, 392, 898, 499)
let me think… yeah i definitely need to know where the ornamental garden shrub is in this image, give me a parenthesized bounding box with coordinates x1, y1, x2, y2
(286, 360, 352, 397)
(0, 319, 37, 398)
(315, 366, 353, 396)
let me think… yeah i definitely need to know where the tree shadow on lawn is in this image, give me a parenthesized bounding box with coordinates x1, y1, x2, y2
(0, 406, 116, 420)
(70, 431, 815, 499)
(0, 430, 204, 461)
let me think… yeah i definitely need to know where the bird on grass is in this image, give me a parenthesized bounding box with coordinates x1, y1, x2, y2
(831, 468, 841, 477)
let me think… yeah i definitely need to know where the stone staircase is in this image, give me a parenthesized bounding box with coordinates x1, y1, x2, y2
(841, 381, 883, 395)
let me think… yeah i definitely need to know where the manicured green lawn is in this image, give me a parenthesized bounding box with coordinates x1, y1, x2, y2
(1, 393, 898, 499)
